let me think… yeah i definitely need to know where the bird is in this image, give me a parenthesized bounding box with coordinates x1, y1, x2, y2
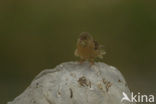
(74, 32, 106, 65)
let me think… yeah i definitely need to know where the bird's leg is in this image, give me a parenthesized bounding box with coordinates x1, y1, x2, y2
(89, 59, 95, 66)
(79, 58, 85, 64)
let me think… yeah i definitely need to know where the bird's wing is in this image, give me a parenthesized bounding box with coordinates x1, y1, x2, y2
(97, 50, 106, 59)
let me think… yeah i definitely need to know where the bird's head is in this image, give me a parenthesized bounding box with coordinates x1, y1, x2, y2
(78, 32, 93, 47)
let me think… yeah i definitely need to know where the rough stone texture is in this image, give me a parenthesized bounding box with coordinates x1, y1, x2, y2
(7, 61, 135, 104)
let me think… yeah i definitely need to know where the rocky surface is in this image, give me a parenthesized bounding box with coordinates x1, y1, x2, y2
(7, 61, 134, 104)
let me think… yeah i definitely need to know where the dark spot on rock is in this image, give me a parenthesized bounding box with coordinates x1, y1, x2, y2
(78, 76, 88, 87)
(45, 96, 53, 104)
(70, 73, 76, 78)
(118, 79, 121, 83)
(106, 82, 112, 92)
(89, 81, 91, 88)
(102, 78, 112, 92)
(36, 83, 39, 88)
(69, 88, 73, 98)
(58, 91, 61, 95)
(102, 78, 107, 85)
(33, 100, 36, 104)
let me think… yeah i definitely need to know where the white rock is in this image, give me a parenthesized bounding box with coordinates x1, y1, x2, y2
(7, 61, 135, 104)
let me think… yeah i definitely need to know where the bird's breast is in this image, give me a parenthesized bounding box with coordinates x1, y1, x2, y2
(77, 45, 97, 59)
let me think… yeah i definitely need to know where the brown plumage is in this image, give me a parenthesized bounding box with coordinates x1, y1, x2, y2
(74, 32, 106, 64)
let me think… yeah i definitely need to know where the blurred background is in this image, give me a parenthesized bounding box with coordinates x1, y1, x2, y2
(0, 0, 156, 104)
